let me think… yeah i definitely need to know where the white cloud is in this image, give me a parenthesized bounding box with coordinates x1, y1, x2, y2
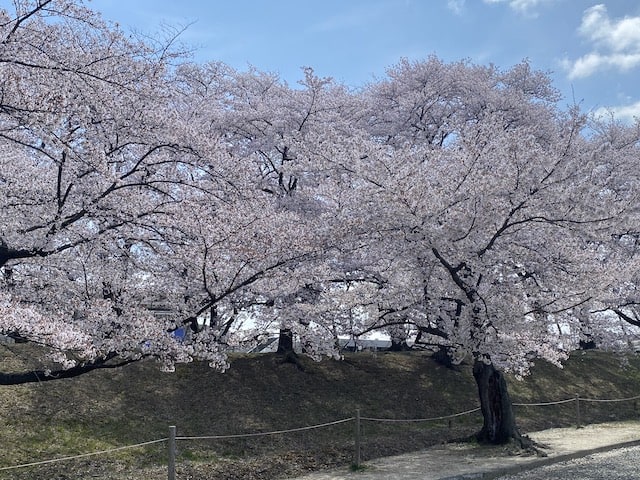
(594, 100, 640, 124)
(565, 4, 640, 79)
(579, 5, 640, 52)
(483, 0, 555, 16)
(564, 52, 640, 79)
(447, 0, 466, 15)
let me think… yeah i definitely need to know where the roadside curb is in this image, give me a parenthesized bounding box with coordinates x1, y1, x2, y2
(439, 439, 640, 480)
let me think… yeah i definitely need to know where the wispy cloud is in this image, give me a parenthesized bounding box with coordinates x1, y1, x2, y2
(308, 4, 389, 33)
(483, 0, 555, 16)
(447, 0, 466, 15)
(564, 4, 640, 79)
(594, 100, 640, 124)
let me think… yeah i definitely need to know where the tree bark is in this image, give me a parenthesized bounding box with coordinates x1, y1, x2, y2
(388, 338, 411, 351)
(579, 338, 597, 350)
(275, 328, 306, 370)
(0, 354, 141, 385)
(0, 241, 37, 268)
(276, 328, 295, 355)
(432, 345, 455, 368)
(473, 360, 520, 444)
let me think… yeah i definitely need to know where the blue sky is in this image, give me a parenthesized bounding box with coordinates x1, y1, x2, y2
(85, 1, 639, 121)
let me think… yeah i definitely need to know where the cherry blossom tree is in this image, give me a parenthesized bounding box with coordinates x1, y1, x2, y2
(3, 1, 640, 450)
(0, 1, 358, 382)
(190, 63, 370, 356)
(345, 58, 640, 444)
(574, 116, 640, 350)
(0, 0, 314, 381)
(0, 0, 219, 381)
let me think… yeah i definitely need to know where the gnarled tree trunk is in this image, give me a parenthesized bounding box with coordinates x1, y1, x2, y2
(276, 328, 295, 355)
(388, 338, 411, 351)
(473, 360, 520, 445)
(276, 328, 306, 370)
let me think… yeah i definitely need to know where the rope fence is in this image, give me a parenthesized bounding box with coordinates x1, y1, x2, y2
(513, 393, 640, 429)
(513, 394, 640, 407)
(580, 394, 640, 403)
(0, 438, 167, 472)
(1, 393, 639, 478)
(360, 407, 481, 423)
(174, 417, 354, 441)
(512, 398, 576, 407)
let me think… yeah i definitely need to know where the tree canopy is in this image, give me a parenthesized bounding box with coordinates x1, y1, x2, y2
(1, 0, 640, 401)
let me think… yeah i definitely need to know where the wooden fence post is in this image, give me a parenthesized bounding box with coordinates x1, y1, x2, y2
(575, 397, 581, 429)
(354, 408, 361, 469)
(168, 425, 176, 480)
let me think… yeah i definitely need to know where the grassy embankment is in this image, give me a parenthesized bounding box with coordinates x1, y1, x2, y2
(1, 345, 639, 479)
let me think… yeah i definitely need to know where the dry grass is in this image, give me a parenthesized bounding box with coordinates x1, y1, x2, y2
(1, 345, 639, 479)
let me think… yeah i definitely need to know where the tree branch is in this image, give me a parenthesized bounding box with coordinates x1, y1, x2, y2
(0, 354, 143, 386)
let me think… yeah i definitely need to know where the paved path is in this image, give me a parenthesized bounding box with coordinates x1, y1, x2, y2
(288, 421, 640, 480)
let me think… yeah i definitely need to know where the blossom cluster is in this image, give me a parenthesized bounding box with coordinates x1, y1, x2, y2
(1, 1, 639, 379)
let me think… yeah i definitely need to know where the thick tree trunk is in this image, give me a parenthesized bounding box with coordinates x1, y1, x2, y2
(276, 328, 305, 370)
(388, 338, 411, 351)
(432, 345, 455, 368)
(579, 338, 597, 350)
(473, 360, 520, 445)
(276, 328, 295, 355)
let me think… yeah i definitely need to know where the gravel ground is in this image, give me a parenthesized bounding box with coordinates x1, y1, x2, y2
(497, 445, 640, 480)
(291, 421, 640, 480)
